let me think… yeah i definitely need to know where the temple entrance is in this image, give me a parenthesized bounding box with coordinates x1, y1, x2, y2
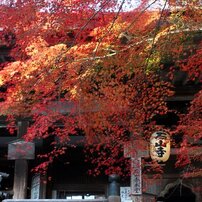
(164, 184, 196, 202)
(157, 182, 196, 202)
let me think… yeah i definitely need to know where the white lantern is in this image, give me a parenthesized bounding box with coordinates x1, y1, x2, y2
(150, 131, 170, 162)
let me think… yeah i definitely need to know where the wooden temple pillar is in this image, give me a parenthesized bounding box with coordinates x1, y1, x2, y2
(13, 159, 28, 199)
(8, 120, 33, 199)
(13, 121, 29, 199)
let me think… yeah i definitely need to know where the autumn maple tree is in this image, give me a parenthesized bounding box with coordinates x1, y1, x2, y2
(0, 0, 201, 176)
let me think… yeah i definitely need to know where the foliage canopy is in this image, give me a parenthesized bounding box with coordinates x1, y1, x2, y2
(0, 0, 201, 176)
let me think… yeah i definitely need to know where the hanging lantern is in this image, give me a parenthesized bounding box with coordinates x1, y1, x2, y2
(150, 131, 171, 162)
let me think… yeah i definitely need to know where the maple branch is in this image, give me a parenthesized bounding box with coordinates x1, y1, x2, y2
(93, 0, 126, 55)
(124, 0, 159, 32)
(144, 0, 169, 70)
(53, 0, 112, 65)
(73, 0, 111, 44)
(71, 51, 118, 63)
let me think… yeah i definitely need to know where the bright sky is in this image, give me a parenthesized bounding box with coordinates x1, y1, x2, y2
(0, 0, 168, 10)
(120, 0, 169, 11)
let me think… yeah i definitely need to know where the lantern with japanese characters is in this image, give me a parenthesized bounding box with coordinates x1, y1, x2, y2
(150, 131, 170, 162)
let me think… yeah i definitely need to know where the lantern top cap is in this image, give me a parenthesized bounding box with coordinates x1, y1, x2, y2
(151, 131, 170, 137)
